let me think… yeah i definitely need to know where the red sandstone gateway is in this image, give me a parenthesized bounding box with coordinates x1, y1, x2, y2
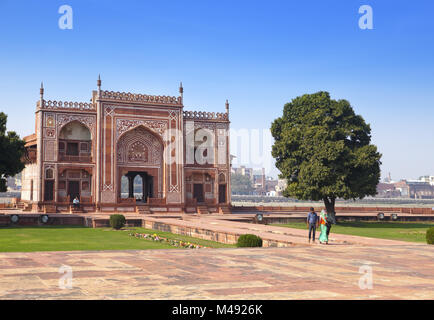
(21, 77, 232, 215)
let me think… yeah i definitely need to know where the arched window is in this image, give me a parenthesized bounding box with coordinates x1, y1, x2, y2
(59, 121, 92, 161)
(59, 121, 91, 140)
(133, 175, 143, 200)
(120, 176, 129, 199)
(46, 168, 54, 179)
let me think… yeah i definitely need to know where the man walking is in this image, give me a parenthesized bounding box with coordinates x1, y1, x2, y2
(326, 213, 335, 237)
(307, 207, 319, 243)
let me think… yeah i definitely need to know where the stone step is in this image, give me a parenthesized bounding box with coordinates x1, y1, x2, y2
(219, 206, 232, 214)
(69, 206, 85, 214)
(44, 205, 57, 214)
(136, 205, 151, 215)
(197, 206, 210, 214)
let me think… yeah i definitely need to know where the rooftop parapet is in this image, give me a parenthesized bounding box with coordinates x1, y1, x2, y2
(39, 100, 96, 111)
(183, 110, 229, 121)
(100, 90, 182, 106)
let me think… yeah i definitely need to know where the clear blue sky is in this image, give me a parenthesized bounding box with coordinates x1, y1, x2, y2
(1, 0, 433, 180)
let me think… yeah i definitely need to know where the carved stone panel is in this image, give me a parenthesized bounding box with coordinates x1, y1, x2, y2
(117, 126, 163, 166)
(44, 140, 55, 162)
(116, 118, 168, 141)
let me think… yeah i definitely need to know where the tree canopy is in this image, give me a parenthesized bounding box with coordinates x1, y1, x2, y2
(0, 112, 25, 192)
(271, 92, 382, 220)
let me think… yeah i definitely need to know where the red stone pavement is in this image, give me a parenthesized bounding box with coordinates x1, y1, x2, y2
(0, 244, 433, 299)
(0, 211, 433, 299)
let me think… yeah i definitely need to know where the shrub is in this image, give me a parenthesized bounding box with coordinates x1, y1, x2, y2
(110, 214, 126, 230)
(237, 234, 263, 247)
(427, 227, 434, 245)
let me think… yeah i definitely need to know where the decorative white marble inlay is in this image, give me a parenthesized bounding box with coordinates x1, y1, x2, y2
(104, 106, 115, 116)
(116, 118, 168, 141)
(103, 184, 113, 191)
(169, 185, 180, 192)
(57, 114, 96, 135)
(169, 110, 178, 121)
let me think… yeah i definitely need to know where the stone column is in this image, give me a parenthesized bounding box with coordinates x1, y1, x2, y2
(227, 124, 231, 205)
(54, 164, 58, 203)
(95, 83, 101, 209)
(36, 109, 43, 204)
(149, 176, 154, 198)
(139, 173, 148, 203)
(128, 174, 134, 199)
(214, 176, 219, 205)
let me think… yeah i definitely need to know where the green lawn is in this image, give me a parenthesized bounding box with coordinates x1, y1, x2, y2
(0, 226, 235, 252)
(271, 221, 434, 243)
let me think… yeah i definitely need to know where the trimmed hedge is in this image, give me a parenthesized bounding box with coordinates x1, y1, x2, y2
(237, 234, 263, 247)
(110, 214, 126, 230)
(427, 227, 434, 245)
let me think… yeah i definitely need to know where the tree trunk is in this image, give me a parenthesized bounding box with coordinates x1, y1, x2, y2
(323, 197, 336, 224)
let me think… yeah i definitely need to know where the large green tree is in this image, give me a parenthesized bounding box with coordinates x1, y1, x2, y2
(271, 92, 381, 221)
(0, 112, 25, 192)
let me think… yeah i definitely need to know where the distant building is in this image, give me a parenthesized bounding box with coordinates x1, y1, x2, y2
(407, 181, 434, 199)
(383, 172, 393, 183)
(393, 180, 434, 199)
(376, 182, 400, 198)
(252, 168, 265, 189)
(232, 166, 253, 181)
(419, 175, 434, 186)
(231, 166, 280, 196)
(393, 180, 409, 198)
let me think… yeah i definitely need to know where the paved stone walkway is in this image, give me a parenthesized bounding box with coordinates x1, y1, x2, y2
(143, 214, 422, 246)
(1, 244, 433, 299)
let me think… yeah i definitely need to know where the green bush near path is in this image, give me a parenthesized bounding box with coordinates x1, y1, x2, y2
(271, 221, 434, 243)
(0, 226, 235, 252)
(237, 234, 263, 247)
(427, 227, 434, 244)
(110, 214, 126, 230)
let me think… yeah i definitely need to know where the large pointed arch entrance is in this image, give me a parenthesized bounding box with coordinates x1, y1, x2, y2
(116, 126, 164, 204)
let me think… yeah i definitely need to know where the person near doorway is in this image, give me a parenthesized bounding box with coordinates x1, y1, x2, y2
(73, 196, 80, 210)
(306, 207, 319, 243)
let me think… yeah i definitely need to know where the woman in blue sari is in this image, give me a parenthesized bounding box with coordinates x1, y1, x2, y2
(318, 210, 329, 244)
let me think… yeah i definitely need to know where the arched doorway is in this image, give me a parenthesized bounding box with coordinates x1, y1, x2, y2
(218, 173, 227, 204)
(120, 171, 154, 203)
(116, 126, 163, 203)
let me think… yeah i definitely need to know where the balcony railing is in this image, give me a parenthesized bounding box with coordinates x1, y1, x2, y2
(58, 154, 92, 163)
